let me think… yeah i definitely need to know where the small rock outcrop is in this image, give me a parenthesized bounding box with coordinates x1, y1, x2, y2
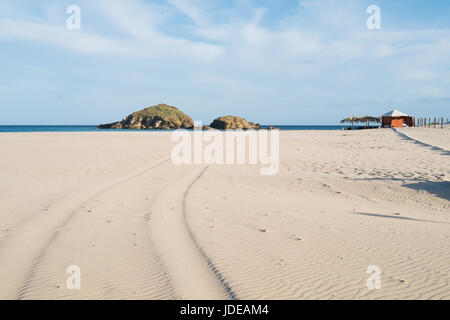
(97, 104, 194, 130)
(209, 115, 261, 130)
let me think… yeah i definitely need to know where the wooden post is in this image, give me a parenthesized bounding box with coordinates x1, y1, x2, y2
(429, 118, 431, 128)
(434, 117, 436, 128)
(442, 117, 444, 129)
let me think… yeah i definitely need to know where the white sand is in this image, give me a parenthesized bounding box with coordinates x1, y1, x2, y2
(0, 128, 448, 300)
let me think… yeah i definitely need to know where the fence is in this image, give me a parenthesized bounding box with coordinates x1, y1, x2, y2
(416, 117, 447, 129)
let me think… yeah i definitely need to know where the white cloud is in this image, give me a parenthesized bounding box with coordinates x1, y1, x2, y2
(0, 18, 131, 55)
(0, 0, 223, 60)
(279, 30, 321, 56)
(166, 0, 202, 24)
(1, 0, 450, 108)
(240, 23, 272, 46)
(401, 69, 436, 81)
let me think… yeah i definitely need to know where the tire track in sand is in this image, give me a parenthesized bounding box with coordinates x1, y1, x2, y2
(11, 161, 237, 300)
(147, 165, 238, 300)
(17, 160, 182, 300)
(0, 158, 169, 299)
(182, 166, 238, 300)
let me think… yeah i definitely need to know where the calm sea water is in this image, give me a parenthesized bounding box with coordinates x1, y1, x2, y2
(0, 125, 349, 132)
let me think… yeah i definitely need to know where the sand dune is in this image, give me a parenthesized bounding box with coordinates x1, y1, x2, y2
(0, 128, 448, 300)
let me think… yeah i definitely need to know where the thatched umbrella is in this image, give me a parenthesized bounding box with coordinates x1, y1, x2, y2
(340, 116, 358, 128)
(359, 116, 381, 127)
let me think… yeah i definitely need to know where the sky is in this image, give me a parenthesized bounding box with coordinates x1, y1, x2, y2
(0, 0, 449, 125)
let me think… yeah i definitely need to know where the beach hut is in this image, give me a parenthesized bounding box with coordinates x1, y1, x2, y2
(381, 110, 415, 128)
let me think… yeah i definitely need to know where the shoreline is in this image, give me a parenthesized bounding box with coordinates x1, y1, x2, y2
(0, 125, 355, 133)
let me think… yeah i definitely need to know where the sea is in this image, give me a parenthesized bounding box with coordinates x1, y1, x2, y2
(0, 125, 351, 132)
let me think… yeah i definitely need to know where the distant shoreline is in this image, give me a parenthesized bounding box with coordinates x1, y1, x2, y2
(0, 125, 367, 133)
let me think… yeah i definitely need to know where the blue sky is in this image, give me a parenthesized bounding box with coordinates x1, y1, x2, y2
(0, 0, 449, 125)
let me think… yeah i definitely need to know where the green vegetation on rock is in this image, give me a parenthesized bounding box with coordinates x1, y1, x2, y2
(97, 104, 194, 130)
(209, 115, 261, 130)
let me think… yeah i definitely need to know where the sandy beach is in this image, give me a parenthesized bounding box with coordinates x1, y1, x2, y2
(0, 127, 448, 300)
